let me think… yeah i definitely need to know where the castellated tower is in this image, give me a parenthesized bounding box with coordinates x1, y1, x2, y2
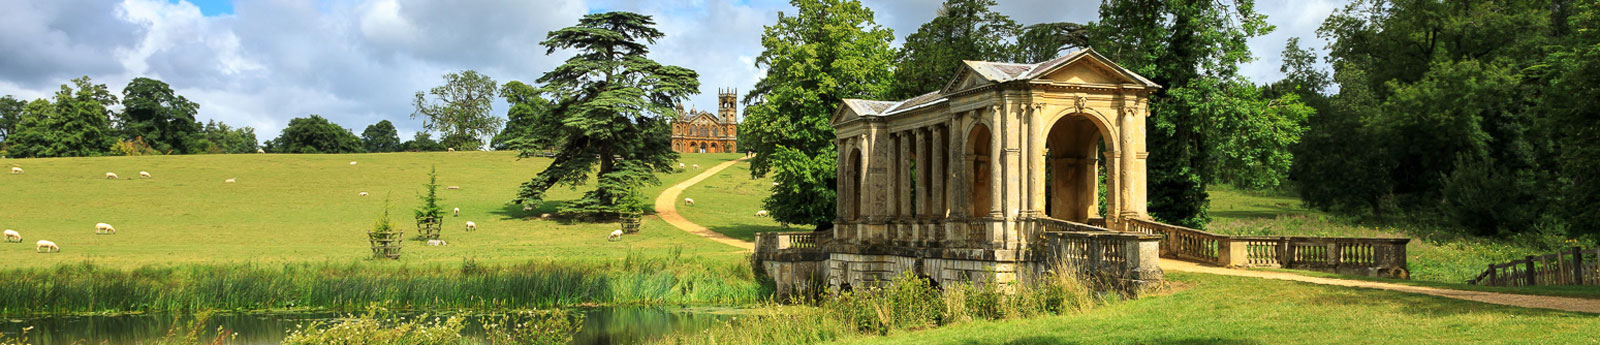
(718, 88, 738, 123)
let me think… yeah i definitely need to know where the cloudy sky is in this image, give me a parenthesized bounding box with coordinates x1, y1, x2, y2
(0, 0, 1346, 141)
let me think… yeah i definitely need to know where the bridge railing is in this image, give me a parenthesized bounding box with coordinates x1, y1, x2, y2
(1468, 247, 1599, 287)
(1124, 218, 1411, 279)
(754, 231, 830, 262)
(1032, 217, 1163, 282)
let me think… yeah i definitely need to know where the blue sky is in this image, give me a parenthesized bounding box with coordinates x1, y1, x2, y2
(0, 0, 1344, 142)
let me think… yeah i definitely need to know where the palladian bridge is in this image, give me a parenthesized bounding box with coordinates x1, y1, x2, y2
(755, 49, 1411, 296)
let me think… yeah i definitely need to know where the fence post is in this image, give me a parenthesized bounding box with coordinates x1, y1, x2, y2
(1525, 256, 1537, 286)
(1575, 247, 1585, 286)
(1488, 264, 1498, 286)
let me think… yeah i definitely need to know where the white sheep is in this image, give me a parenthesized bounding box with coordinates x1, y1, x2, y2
(755, 210, 769, 217)
(522, 205, 533, 211)
(692, 164, 700, 169)
(453, 207, 460, 217)
(257, 148, 265, 154)
(3, 229, 20, 242)
(465, 221, 477, 231)
(10, 167, 21, 174)
(225, 178, 236, 183)
(683, 198, 695, 206)
(448, 147, 456, 152)
(446, 186, 460, 190)
(105, 172, 119, 179)
(540, 213, 552, 220)
(95, 223, 116, 235)
(139, 171, 151, 179)
(36, 240, 59, 253)
(349, 161, 357, 165)
(359, 192, 369, 197)
(608, 229, 623, 242)
(426, 239, 448, 246)
(678, 163, 686, 169)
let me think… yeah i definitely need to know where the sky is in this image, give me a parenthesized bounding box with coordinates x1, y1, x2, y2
(0, 0, 1347, 142)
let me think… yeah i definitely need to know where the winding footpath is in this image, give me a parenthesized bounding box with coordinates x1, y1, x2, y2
(655, 158, 1599, 314)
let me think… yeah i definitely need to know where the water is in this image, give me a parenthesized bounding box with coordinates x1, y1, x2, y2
(0, 307, 735, 345)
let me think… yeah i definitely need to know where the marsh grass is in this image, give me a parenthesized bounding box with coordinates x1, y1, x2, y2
(0, 251, 767, 317)
(657, 269, 1117, 345)
(280, 306, 583, 345)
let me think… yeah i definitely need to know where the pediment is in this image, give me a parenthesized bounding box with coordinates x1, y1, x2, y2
(1028, 49, 1159, 88)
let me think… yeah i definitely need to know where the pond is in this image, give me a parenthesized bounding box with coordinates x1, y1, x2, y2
(0, 307, 736, 344)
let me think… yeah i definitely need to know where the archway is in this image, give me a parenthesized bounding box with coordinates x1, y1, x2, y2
(967, 124, 993, 216)
(847, 147, 864, 220)
(1043, 115, 1109, 222)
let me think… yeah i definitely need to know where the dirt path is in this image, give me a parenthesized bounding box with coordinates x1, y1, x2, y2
(1161, 259, 1600, 313)
(652, 161, 1598, 314)
(654, 157, 755, 250)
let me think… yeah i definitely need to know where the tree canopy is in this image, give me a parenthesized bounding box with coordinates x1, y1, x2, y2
(6, 76, 119, 158)
(511, 11, 699, 220)
(412, 70, 501, 150)
(267, 115, 362, 154)
(362, 120, 402, 153)
(491, 81, 553, 151)
(120, 77, 202, 154)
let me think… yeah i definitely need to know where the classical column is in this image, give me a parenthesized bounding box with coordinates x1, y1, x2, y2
(884, 133, 898, 221)
(950, 115, 968, 218)
(1026, 103, 1045, 218)
(836, 138, 848, 221)
(915, 128, 930, 219)
(898, 132, 913, 220)
(988, 105, 1004, 218)
(932, 125, 947, 219)
(1003, 102, 1023, 220)
(1119, 101, 1137, 220)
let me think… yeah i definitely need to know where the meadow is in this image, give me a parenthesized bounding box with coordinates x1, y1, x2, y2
(0, 152, 749, 268)
(671, 161, 787, 242)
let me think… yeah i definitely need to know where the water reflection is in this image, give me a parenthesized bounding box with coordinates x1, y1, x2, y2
(0, 307, 733, 345)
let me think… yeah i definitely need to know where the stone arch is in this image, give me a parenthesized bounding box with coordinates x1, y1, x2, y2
(846, 146, 864, 220)
(966, 123, 994, 216)
(1043, 113, 1110, 222)
(1043, 108, 1118, 154)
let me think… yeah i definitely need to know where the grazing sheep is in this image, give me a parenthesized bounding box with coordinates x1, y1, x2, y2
(257, 148, 265, 154)
(755, 210, 769, 217)
(465, 221, 477, 231)
(608, 229, 623, 242)
(426, 239, 448, 246)
(105, 172, 119, 179)
(446, 186, 460, 190)
(683, 198, 695, 206)
(225, 178, 236, 183)
(349, 161, 357, 165)
(359, 192, 369, 197)
(3, 229, 20, 242)
(692, 164, 700, 169)
(540, 213, 552, 220)
(95, 223, 116, 234)
(447, 147, 455, 152)
(772, 182, 780, 186)
(36, 240, 59, 253)
(453, 207, 460, 217)
(10, 167, 21, 174)
(522, 205, 533, 211)
(139, 171, 151, 179)
(678, 163, 685, 169)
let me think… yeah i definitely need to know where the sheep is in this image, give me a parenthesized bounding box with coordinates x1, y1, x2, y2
(755, 210, 769, 217)
(446, 186, 460, 190)
(447, 147, 456, 152)
(36, 240, 59, 253)
(105, 172, 119, 179)
(772, 182, 780, 186)
(95, 223, 116, 235)
(540, 213, 552, 220)
(692, 164, 700, 169)
(349, 161, 357, 165)
(453, 207, 460, 217)
(139, 171, 151, 179)
(608, 229, 623, 242)
(683, 198, 695, 206)
(10, 167, 21, 174)
(3, 229, 20, 242)
(522, 205, 533, 211)
(465, 221, 477, 231)
(359, 192, 369, 197)
(426, 239, 448, 246)
(225, 178, 236, 183)
(678, 163, 686, 169)
(257, 148, 265, 154)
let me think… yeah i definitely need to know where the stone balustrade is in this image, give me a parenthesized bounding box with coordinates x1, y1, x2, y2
(1125, 218, 1411, 279)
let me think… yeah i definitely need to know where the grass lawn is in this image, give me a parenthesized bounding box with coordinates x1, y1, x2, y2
(0, 151, 746, 269)
(673, 159, 786, 242)
(843, 272, 1600, 345)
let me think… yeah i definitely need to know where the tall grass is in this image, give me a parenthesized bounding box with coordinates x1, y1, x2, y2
(281, 306, 583, 345)
(657, 269, 1120, 345)
(0, 251, 768, 317)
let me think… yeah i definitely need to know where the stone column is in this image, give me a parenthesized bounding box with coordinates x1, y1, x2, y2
(1118, 100, 1137, 220)
(1027, 103, 1045, 218)
(1004, 102, 1023, 220)
(898, 132, 913, 220)
(915, 128, 930, 219)
(1132, 98, 1150, 217)
(932, 125, 947, 219)
(988, 105, 1004, 219)
(836, 138, 848, 220)
(1103, 151, 1121, 224)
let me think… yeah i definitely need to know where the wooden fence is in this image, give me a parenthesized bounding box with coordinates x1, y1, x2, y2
(1124, 218, 1411, 279)
(1468, 247, 1599, 287)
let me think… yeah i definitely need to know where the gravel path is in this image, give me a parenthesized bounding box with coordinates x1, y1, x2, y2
(654, 157, 754, 250)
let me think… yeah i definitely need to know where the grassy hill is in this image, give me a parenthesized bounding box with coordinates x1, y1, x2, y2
(0, 152, 749, 269)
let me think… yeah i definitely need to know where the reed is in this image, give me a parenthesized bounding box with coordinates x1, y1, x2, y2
(0, 252, 767, 317)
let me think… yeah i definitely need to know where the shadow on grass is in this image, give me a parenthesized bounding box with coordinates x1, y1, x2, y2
(960, 336, 1264, 345)
(706, 222, 787, 242)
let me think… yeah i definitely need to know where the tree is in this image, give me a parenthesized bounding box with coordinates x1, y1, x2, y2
(412, 70, 502, 150)
(267, 115, 362, 154)
(402, 131, 445, 152)
(121, 77, 202, 154)
(743, 0, 896, 228)
(491, 81, 552, 151)
(0, 95, 22, 144)
(200, 120, 259, 154)
(1011, 22, 1090, 64)
(6, 76, 119, 158)
(1089, 0, 1285, 228)
(886, 0, 1017, 100)
(511, 11, 699, 220)
(361, 120, 402, 153)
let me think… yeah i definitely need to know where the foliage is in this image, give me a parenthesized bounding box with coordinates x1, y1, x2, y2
(1542, 0, 1600, 238)
(1011, 22, 1090, 64)
(415, 166, 444, 229)
(198, 120, 258, 154)
(480, 310, 584, 345)
(411, 70, 502, 149)
(266, 114, 363, 154)
(5, 76, 119, 158)
(1089, 0, 1284, 228)
(512, 11, 696, 220)
(111, 136, 163, 156)
(403, 131, 446, 152)
(361, 120, 402, 153)
(283, 307, 469, 345)
(886, 0, 1017, 100)
(439, 132, 482, 152)
(493, 80, 554, 151)
(120, 77, 202, 154)
(0, 95, 23, 144)
(742, 0, 895, 227)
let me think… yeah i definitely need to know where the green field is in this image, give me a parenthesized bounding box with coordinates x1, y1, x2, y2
(673, 160, 787, 241)
(0, 152, 748, 269)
